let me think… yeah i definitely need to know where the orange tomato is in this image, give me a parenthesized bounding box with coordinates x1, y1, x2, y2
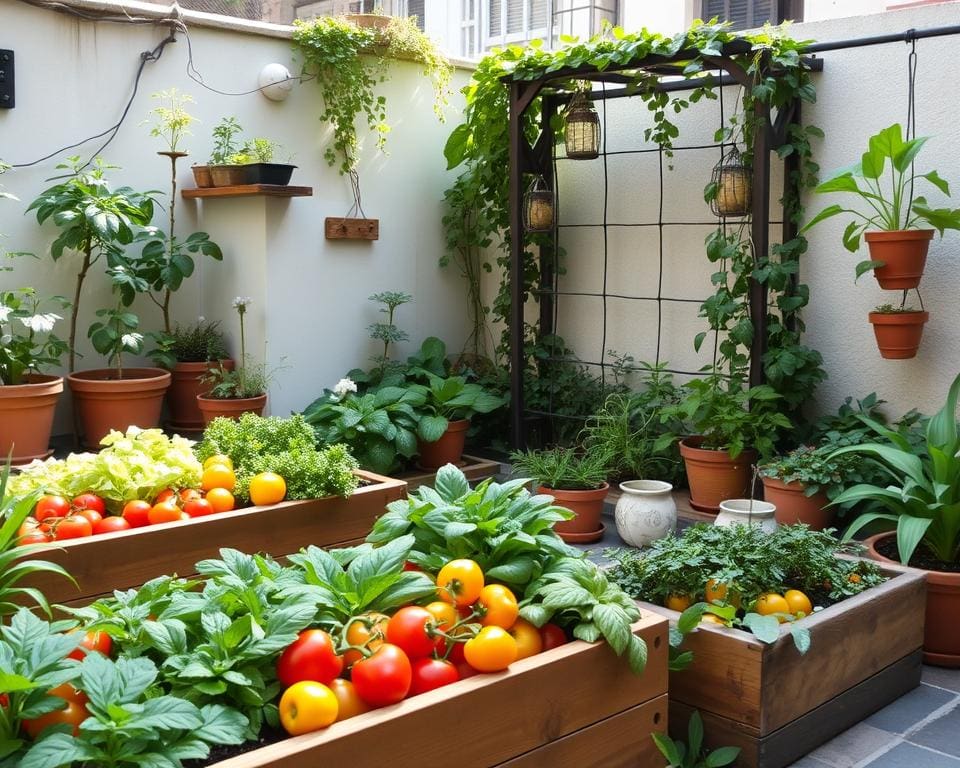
(328, 678, 370, 721)
(665, 593, 692, 612)
(205, 487, 235, 513)
(201, 463, 236, 492)
(477, 584, 519, 629)
(203, 454, 233, 470)
(464, 626, 518, 673)
(509, 618, 543, 659)
(147, 500, 182, 525)
(755, 593, 791, 622)
(249, 472, 286, 506)
(784, 589, 813, 617)
(22, 684, 88, 738)
(436, 559, 484, 607)
(343, 613, 389, 669)
(700, 613, 726, 625)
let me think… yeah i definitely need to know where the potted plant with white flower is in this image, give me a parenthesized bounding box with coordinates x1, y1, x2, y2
(0, 266, 70, 464)
(196, 297, 273, 424)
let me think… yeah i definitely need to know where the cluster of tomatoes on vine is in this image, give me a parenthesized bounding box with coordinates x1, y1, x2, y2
(276, 558, 568, 735)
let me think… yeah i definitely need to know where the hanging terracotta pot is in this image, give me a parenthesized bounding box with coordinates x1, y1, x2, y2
(67, 368, 171, 450)
(866, 532, 960, 667)
(0, 374, 63, 465)
(868, 310, 928, 359)
(539, 483, 609, 544)
(864, 230, 933, 289)
(417, 418, 470, 469)
(196, 393, 267, 425)
(166, 359, 235, 433)
(679, 436, 757, 513)
(761, 476, 834, 530)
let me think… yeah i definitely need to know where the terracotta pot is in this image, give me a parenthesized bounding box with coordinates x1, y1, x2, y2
(417, 418, 470, 469)
(864, 229, 933, 289)
(191, 165, 213, 188)
(346, 13, 391, 29)
(67, 368, 171, 450)
(539, 482, 609, 543)
(761, 476, 834, 530)
(196, 393, 267, 425)
(167, 359, 235, 432)
(0, 374, 63, 465)
(866, 532, 960, 667)
(679, 437, 757, 513)
(209, 165, 248, 187)
(868, 311, 928, 359)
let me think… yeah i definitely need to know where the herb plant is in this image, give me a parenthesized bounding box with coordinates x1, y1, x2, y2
(201, 298, 275, 399)
(509, 446, 611, 491)
(366, 290, 412, 382)
(652, 710, 740, 768)
(0, 278, 69, 386)
(142, 88, 196, 154)
(760, 444, 864, 502)
(413, 375, 505, 443)
(149, 319, 228, 369)
(209, 117, 243, 165)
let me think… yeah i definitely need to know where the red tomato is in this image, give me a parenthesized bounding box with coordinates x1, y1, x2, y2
(351, 644, 412, 707)
(183, 498, 214, 518)
(51, 515, 93, 540)
(71, 493, 106, 516)
(154, 488, 177, 503)
(73, 508, 102, 528)
(22, 684, 88, 738)
(276, 629, 343, 688)
(147, 500, 182, 525)
(402, 561, 422, 572)
(122, 500, 152, 528)
(408, 657, 459, 696)
(35, 495, 70, 522)
(386, 606, 438, 660)
(178, 488, 202, 504)
(540, 623, 568, 651)
(92, 516, 131, 535)
(67, 631, 112, 661)
(19, 530, 50, 546)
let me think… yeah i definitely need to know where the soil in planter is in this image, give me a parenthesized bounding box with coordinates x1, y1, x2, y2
(876, 537, 960, 574)
(185, 726, 286, 767)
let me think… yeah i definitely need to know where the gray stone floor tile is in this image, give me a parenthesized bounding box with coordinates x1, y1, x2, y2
(806, 723, 900, 767)
(909, 701, 960, 757)
(788, 756, 834, 768)
(865, 684, 958, 734)
(865, 742, 960, 767)
(923, 666, 960, 693)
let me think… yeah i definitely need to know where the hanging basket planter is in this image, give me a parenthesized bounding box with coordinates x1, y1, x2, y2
(564, 90, 600, 160)
(524, 175, 555, 232)
(710, 147, 752, 217)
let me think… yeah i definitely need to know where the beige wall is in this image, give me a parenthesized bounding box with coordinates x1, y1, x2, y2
(0, 0, 472, 432)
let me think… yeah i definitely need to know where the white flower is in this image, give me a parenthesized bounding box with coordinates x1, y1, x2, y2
(19, 313, 61, 333)
(333, 377, 358, 398)
(0, 305, 11, 323)
(197, 315, 206, 323)
(232, 296, 253, 310)
(121, 333, 143, 348)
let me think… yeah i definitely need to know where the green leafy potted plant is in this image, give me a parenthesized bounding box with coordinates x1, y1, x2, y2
(868, 302, 929, 359)
(831, 371, 960, 665)
(656, 375, 791, 513)
(510, 446, 613, 543)
(197, 297, 272, 423)
(207, 116, 245, 187)
(802, 123, 960, 288)
(231, 138, 297, 186)
(412, 374, 505, 468)
(759, 445, 858, 530)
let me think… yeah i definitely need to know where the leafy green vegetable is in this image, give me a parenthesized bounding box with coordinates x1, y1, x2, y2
(5, 428, 201, 512)
(652, 710, 740, 768)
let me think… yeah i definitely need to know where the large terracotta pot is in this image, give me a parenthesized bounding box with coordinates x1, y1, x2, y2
(868, 311, 928, 359)
(196, 393, 267, 425)
(679, 437, 757, 513)
(864, 229, 933, 289)
(761, 475, 834, 530)
(167, 359, 234, 433)
(67, 368, 171, 450)
(539, 483, 609, 544)
(866, 532, 959, 667)
(0, 374, 63, 465)
(417, 418, 470, 469)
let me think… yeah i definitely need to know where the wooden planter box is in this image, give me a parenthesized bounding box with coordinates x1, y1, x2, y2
(637, 564, 926, 768)
(211, 613, 669, 767)
(397, 454, 502, 494)
(24, 470, 405, 607)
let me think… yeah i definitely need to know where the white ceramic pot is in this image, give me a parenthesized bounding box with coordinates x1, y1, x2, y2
(715, 499, 778, 534)
(614, 480, 678, 547)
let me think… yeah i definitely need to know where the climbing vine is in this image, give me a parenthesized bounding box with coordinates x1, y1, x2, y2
(442, 20, 826, 421)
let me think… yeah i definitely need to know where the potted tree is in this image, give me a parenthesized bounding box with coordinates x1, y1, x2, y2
(868, 302, 929, 359)
(412, 374, 505, 468)
(197, 297, 272, 423)
(510, 446, 612, 543)
(802, 123, 960, 288)
(656, 375, 791, 513)
(832, 371, 960, 666)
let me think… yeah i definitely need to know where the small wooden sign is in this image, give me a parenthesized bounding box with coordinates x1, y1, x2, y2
(325, 217, 379, 241)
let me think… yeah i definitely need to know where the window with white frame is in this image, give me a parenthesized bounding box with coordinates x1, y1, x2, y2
(484, 0, 549, 48)
(461, 0, 481, 58)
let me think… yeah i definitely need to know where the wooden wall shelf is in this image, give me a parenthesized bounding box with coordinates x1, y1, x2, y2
(182, 185, 313, 199)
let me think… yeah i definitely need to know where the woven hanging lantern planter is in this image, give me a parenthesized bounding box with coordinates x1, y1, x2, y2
(524, 176, 555, 232)
(564, 90, 600, 160)
(710, 147, 752, 217)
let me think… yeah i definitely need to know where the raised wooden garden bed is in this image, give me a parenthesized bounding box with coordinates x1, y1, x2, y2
(637, 563, 926, 768)
(23, 470, 405, 607)
(397, 454, 502, 494)
(210, 613, 669, 768)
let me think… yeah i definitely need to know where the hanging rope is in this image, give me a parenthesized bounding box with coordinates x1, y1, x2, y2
(905, 34, 921, 311)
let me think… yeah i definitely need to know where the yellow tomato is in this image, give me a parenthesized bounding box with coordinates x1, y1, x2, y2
(477, 584, 519, 629)
(509, 618, 544, 660)
(784, 589, 813, 617)
(203, 454, 233, 470)
(700, 613, 726, 625)
(464, 626, 518, 673)
(705, 579, 741, 608)
(205, 487, 235, 513)
(665, 593, 693, 612)
(755, 593, 791, 622)
(249, 472, 287, 506)
(201, 463, 236, 492)
(279, 681, 338, 735)
(436, 559, 484, 607)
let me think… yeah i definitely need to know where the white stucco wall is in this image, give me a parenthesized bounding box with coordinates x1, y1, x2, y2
(0, 0, 472, 431)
